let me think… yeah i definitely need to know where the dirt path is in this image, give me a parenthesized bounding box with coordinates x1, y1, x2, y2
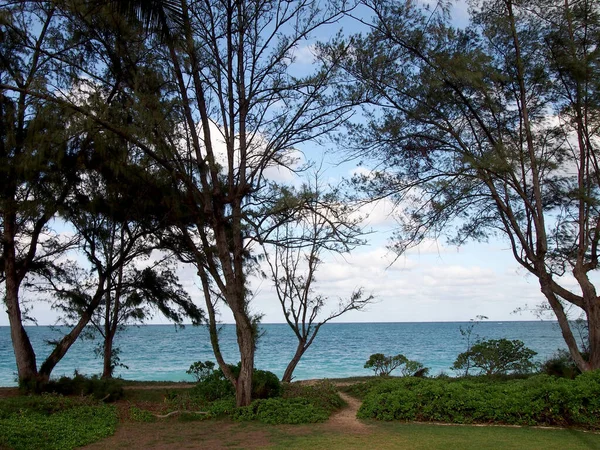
(326, 391, 371, 433)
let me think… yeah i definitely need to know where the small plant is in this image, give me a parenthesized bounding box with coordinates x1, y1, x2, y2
(364, 353, 427, 377)
(455, 315, 488, 376)
(365, 353, 407, 376)
(540, 349, 581, 379)
(452, 338, 537, 376)
(43, 373, 124, 401)
(186, 360, 216, 382)
(190, 362, 281, 402)
(129, 406, 156, 423)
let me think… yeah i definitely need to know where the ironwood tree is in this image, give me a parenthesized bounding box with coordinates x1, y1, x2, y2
(331, 0, 600, 370)
(4, 0, 359, 405)
(0, 2, 86, 386)
(261, 174, 373, 382)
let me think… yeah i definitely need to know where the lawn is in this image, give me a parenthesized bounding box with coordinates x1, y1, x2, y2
(2, 381, 600, 450)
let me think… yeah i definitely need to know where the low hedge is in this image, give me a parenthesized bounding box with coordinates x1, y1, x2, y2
(0, 394, 118, 450)
(233, 380, 344, 424)
(356, 371, 600, 428)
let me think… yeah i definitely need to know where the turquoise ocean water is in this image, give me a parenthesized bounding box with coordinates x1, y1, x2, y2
(0, 322, 569, 386)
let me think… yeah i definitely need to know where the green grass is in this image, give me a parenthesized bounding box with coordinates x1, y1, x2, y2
(267, 422, 600, 449)
(0, 394, 118, 450)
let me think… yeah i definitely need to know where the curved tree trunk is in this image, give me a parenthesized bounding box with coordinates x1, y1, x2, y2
(4, 216, 38, 386)
(282, 342, 306, 383)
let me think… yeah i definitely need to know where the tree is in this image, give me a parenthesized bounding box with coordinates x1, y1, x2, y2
(0, 3, 87, 385)
(0, 0, 198, 384)
(452, 338, 537, 376)
(262, 175, 373, 382)
(455, 315, 488, 376)
(55, 132, 203, 379)
(364, 353, 407, 376)
(332, 0, 600, 371)
(30, 0, 358, 406)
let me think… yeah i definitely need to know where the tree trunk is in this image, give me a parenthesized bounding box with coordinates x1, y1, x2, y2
(38, 280, 106, 380)
(4, 215, 38, 386)
(102, 337, 114, 379)
(5, 284, 38, 386)
(540, 275, 590, 372)
(233, 311, 255, 407)
(282, 342, 306, 383)
(586, 302, 600, 370)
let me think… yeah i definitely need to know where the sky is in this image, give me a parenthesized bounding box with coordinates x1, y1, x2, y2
(0, 0, 567, 327)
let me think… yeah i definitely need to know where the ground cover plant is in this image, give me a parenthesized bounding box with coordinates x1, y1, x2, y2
(233, 381, 345, 424)
(0, 394, 118, 450)
(354, 371, 600, 428)
(129, 364, 344, 425)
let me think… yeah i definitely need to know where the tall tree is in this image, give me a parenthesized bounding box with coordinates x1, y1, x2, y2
(333, 0, 600, 370)
(42, 160, 203, 378)
(262, 174, 373, 382)
(0, 3, 84, 385)
(2, 0, 357, 403)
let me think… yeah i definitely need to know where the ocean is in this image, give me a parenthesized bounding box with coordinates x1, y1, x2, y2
(0, 321, 570, 386)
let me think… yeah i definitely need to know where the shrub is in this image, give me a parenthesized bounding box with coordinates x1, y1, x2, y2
(190, 362, 280, 402)
(365, 353, 408, 376)
(356, 372, 600, 428)
(452, 339, 537, 376)
(282, 380, 344, 412)
(541, 349, 581, 379)
(0, 394, 117, 450)
(233, 398, 329, 424)
(43, 373, 124, 402)
(186, 360, 216, 382)
(232, 380, 343, 424)
(364, 353, 429, 377)
(129, 406, 156, 423)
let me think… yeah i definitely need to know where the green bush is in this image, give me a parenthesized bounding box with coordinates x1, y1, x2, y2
(190, 362, 280, 401)
(364, 353, 428, 377)
(228, 380, 343, 424)
(186, 360, 216, 382)
(452, 339, 537, 376)
(233, 398, 329, 424)
(129, 406, 156, 422)
(43, 373, 124, 402)
(0, 394, 117, 450)
(541, 349, 581, 379)
(190, 370, 234, 402)
(356, 371, 600, 428)
(282, 380, 345, 412)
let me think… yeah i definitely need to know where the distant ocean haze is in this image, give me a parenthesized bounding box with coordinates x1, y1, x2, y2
(0, 321, 568, 386)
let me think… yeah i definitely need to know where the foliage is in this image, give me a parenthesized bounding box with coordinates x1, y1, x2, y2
(454, 316, 488, 376)
(281, 380, 345, 412)
(186, 360, 216, 382)
(233, 397, 330, 424)
(128, 406, 156, 422)
(334, 0, 600, 370)
(0, 394, 117, 450)
(189, 362, 280, 402)
(364, 353, 427, 377)
(401, 360, 428, 378)
(262, 173, 373, 383)
(41, 373, 124, 402)
(233, 380, 343, 424)
(356, 372, 600, 428)
(541, 349, 582, 379)
(452, 339, 537, 376)
(190, 369, 234, 402)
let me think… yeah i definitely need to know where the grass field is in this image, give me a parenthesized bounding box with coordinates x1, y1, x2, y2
(3, 382, 600, 449)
